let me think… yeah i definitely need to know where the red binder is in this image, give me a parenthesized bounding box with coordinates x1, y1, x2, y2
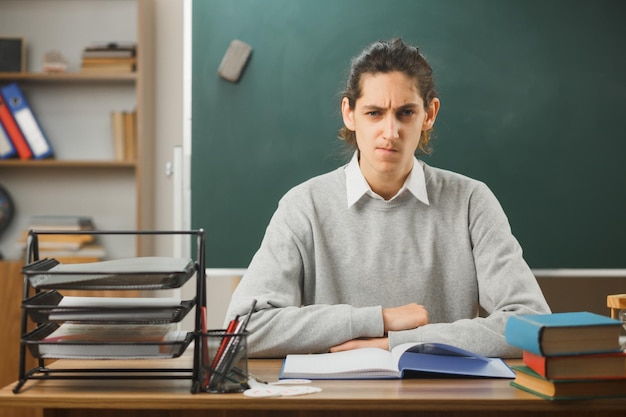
(0, 94, 32, 159)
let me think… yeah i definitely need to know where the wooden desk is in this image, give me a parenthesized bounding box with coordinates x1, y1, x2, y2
(1, 356, 625, 417)
(0, 260, 41, 417)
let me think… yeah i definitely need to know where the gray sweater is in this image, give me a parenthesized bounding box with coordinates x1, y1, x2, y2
(224, 161, 550, 358)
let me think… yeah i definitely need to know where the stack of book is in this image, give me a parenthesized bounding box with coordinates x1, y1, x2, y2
(505, 311, 626, 400)
(0, 82, 54, 160)
(80, 42, 137, 74)
(17, 215, 105, 263)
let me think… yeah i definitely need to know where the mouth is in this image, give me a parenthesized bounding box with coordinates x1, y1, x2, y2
(376, 147, 398, 154)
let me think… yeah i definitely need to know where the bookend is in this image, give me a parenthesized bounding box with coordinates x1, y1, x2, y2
(607, 294, 626, 319)
(13, 229, 208, 394)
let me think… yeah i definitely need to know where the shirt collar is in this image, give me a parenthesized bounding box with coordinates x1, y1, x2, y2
(345, 151, 429, 208)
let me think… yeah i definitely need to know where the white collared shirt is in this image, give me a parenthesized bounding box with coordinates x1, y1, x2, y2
(344, 151, 429, 208)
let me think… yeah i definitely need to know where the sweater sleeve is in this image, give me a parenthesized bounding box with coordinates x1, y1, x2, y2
(388, 182, 551, 358)
(223, 193, 384, 358)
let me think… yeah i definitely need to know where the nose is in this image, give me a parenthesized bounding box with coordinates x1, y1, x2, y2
(382, 114, 399, 140)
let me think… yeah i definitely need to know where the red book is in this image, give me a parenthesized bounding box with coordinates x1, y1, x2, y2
(523, 350, 626, 380)
(0, 94, 32, 159)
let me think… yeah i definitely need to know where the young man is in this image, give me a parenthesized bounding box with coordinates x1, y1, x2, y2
(224, 38, 550, 358)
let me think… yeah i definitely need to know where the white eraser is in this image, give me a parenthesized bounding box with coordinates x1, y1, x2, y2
(218, 39, 252, 83)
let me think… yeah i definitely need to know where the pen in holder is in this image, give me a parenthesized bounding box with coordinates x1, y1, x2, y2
(202, 329, 249, 393)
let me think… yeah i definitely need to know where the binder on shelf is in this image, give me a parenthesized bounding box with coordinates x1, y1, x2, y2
(0, 120, 16, 159)
(0, 82, 53, 159)
(0, 92, 32, 159)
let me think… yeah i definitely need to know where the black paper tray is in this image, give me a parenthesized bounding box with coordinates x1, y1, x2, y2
(22, 257, 196, 290)
(23, 323, 194, 359)
(23, 290, 196, 324)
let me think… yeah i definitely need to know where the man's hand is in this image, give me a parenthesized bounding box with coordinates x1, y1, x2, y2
(382, 303, 429, 332)
(329, 304, 429, 353)
(330, 337, 389, 352)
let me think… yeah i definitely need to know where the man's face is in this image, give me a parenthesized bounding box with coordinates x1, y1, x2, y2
(342, 71, 438, 195)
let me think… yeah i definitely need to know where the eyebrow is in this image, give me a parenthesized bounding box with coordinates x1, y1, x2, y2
(360, 103, 420, 111)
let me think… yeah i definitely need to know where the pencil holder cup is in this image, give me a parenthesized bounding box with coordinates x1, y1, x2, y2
(201, 329, 249, 393)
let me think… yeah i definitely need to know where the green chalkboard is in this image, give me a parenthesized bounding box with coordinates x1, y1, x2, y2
(192, 0, 626, 269)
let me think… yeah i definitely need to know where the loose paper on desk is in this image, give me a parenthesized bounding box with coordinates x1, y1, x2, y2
(244, 378, 321, 398)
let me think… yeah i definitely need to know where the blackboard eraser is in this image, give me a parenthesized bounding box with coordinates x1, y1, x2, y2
(218, 39, 252, 83)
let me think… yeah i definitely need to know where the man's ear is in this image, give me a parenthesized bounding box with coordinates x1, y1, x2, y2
(341, 97, 355, 131)
(423, 97, 440, 131)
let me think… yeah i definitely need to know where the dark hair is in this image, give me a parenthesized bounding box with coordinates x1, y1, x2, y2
(338, 38, 438, 155)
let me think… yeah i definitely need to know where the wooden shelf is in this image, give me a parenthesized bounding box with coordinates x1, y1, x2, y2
(0, 72, 136, 82)
(0, 0, 155, 260)
(0, 160, 136, 169)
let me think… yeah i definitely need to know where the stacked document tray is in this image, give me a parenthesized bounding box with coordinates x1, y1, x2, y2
(14, 229, 207, 394)
(21, 256, 196, 359)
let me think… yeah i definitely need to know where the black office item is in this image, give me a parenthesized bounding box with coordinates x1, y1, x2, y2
(0, 184, 14, 234)
(0, 184, 15, 259)
(204, 299, 256, 393)
(13, 229, 208, 394)
(0, 37, 25, 72)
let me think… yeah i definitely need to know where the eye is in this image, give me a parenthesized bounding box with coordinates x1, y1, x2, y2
(366, 110, 381, 117)
(398, 109, 415, 118)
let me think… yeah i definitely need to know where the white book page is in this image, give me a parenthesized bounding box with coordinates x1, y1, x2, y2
(283, 348, 398, 377)
(390, 342, 418, 364)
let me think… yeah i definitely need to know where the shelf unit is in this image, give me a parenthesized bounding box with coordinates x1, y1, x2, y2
(0, 73, 137, 82)
(0, 0, 155, 259)
(14, 229, 206, 394)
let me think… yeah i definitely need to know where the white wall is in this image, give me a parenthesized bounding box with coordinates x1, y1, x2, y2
(152, 0, 237, 328)
(152, 0, 182, 251)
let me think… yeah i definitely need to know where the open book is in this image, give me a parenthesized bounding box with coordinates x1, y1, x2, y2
(280, 342, 515, 380)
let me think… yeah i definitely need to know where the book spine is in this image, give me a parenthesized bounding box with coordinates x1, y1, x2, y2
(111, 111, 125, 161)
(0, 83, 53, 159)
(504, 315, 544, 356)
(0, 93, 32, 159)
(123, 110, 136, 161)
(522, 350, 548, 378)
